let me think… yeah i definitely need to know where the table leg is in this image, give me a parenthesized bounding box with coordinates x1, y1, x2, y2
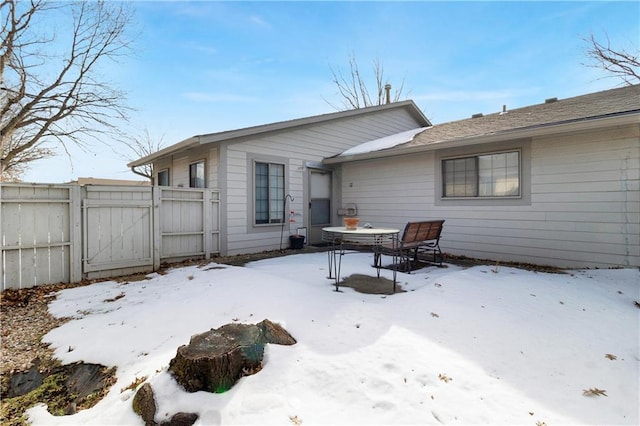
(326, 238, 342, 291)
(327, 244, 334, 279)
(334, 242, 344, 291)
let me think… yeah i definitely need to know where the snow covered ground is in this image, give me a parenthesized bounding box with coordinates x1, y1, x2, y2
(30, 252, 639, 425)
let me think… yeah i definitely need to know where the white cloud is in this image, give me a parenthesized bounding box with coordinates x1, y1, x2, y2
(248, 14, 271, 28)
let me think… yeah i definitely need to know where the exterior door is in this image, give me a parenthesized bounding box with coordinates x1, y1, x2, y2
(308, 169, 332, 244)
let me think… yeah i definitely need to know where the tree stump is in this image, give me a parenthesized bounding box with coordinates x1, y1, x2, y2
(168, 320, 295, 393)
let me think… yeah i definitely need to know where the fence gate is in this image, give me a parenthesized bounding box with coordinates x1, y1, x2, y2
(1, 184, 81, 290)
(82, 186, 154, 276)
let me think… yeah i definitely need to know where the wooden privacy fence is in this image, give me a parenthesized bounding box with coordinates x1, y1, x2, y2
(0, 183, 220, 291)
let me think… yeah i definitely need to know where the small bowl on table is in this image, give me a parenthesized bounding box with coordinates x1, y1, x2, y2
(343, 217, 360, 230)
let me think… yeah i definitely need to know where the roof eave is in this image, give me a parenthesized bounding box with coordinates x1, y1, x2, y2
(128, 101, 430, 167)
(324, 111, 640, 164)
(197, 100, 431, 144)
(127, 136, 199, 167)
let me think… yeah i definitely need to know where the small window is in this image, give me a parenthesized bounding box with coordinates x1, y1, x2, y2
(443, 151, 520, 198)
(255, 161, 284, 224)
(189, 161, 205, 188)
(157, 169, 169, 186)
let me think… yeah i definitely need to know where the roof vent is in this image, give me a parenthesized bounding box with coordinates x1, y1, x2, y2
(545, 97, 558, 104)
(471, 113, 483, 118)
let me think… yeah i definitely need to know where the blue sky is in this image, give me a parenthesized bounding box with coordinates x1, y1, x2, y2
(23, 1, 639, 183)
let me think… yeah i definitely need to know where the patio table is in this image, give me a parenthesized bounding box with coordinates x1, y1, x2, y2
(321, 226, 400, 292)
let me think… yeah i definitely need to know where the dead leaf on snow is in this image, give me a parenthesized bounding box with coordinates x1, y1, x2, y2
(605, 353, 617, 360)
(289, 414, 302, 425)
(438, 373, 452, 383)
(583, 388, 607, 397)
(431, 312, 439, 318)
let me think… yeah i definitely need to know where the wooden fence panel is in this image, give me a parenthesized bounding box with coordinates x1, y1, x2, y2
(160, 189, 202, 258)
(1, 184, 220, 289)
(0, 184, 79, 290)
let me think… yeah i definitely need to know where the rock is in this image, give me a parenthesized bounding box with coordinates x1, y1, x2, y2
(168, 320, 295, 393)
(2, 360, 116, 417)
(159, 412, 199, 426)
(257, 319, 297, 345)
(132, 383, 156, 425)
(5, 362, 44, 398)
(64, 362, 114, 402)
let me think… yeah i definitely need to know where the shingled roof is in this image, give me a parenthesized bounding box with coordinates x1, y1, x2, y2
(407, 84, 640, 148)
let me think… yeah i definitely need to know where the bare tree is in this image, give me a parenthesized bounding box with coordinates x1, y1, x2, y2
(121, 127, 166, 183)
(326, 53, 409, 110)
(0, 0, 134, 181)
(583, 32, 640, 85)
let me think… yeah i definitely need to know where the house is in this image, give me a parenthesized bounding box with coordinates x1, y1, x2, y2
(130, 85, 639, 269)
(127, 101, 431, 255)
(325, 84, 640, 268)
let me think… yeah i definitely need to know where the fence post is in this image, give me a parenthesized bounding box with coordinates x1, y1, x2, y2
(203, 189, 212, 260)
(0, 185, 4, 290)
(70, 185, 83, 283)
(152, 186, 161, 270)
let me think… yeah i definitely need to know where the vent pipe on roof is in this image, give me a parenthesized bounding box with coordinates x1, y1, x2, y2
(545, 97, 558, 104)
(384, 84, 391, 104)
(502, 105, 507, 113)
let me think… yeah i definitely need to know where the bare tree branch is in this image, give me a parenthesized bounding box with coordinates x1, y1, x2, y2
(1, 0, 134, 181)
(325, 52, 410, 110)
(117, 127, 166, 182)
(582, 32, 640, 86)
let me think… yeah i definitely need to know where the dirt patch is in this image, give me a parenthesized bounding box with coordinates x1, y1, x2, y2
(337, 274, 405, 295)
(444, 254, 567, 274)
(212, 246, 325, 267)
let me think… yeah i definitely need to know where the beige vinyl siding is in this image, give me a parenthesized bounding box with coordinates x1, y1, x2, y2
(153, 146, 219, 188)
(171, 156, 189, 187)
(207, 147, 219, 188)
(224, 108, 425, 255)
(339, 124, 639, 268)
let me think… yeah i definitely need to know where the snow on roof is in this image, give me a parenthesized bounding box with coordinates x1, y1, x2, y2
(338, 127, 429, 157)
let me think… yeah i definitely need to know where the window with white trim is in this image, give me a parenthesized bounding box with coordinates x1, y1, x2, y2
(255, 161, 284, 224)
(443, 151, 520, 198)
(157, 169, 169, 186)
(189, 161, 205, 188)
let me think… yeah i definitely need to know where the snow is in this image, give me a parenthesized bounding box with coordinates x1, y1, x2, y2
(338, 127, 429, 157)
(29, 252, 639, 425)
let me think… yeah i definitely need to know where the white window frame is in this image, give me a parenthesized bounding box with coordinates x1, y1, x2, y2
(435, 140, 531, 207)
(189, 160, 205, 188)
(442, 150, 521, 198)
(253, 160, 285, 226)
(157, 169, 170, 186)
